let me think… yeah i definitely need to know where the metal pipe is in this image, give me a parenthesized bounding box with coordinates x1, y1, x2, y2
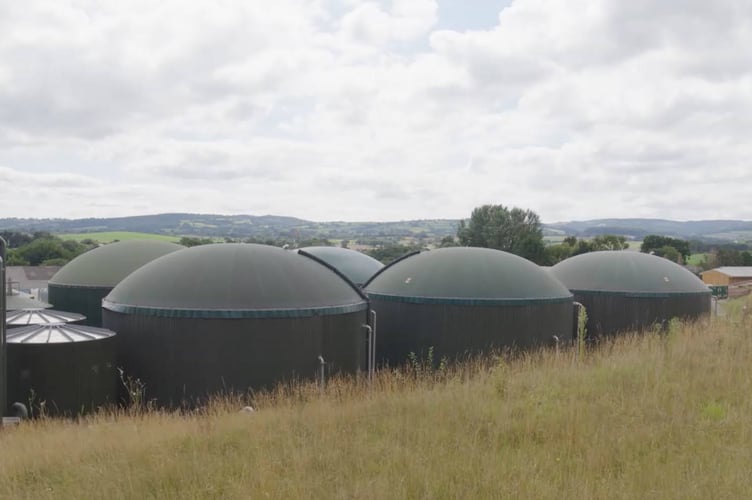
(370, 310, 377, 373)
(1, 236, 7, 418)
(317, 355, 326, 393)
(363, 324, 373, 380)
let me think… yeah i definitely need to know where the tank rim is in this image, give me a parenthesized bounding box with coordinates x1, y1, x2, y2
(102, 299, 369, 319)
(366, 292, 573, 306)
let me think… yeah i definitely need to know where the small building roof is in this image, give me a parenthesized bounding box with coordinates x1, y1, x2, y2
(702, 267, 752, 278)
(6, 266, 61, 291)
(5, 291, 52, 311)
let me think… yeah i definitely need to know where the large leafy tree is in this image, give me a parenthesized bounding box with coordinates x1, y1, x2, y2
(457, 204, 546, 264)
(641, 235, 691, 261)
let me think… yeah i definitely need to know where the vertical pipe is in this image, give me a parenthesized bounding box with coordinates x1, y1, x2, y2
(0, 236, 7, 418)
(363, 325, 373, 380)
(317, 355, 326, 394)
(370, 310, 377, 373)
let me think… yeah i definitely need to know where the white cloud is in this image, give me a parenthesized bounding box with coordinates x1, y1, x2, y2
(0, 0, 750, 223)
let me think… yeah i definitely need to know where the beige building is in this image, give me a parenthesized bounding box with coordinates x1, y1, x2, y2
(701, 267, 752, 286)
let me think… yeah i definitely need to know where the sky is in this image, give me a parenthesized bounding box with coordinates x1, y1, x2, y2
(0, 0, 750, 223)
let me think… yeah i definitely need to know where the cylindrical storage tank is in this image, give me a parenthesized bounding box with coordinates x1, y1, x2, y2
(550, 251, 712, 337)
(48, 240, 183, 326)
(297, 246, 384, 286)
(102, 243, 370, 407)
(364, 247, 574, 365)
(7, 324, 117, 417)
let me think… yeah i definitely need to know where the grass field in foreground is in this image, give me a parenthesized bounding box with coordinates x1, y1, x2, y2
(58, 231, 180, 243)
(1, 298, 751, 499)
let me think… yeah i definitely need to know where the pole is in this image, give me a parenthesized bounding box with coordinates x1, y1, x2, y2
(0, 236, 7, 418)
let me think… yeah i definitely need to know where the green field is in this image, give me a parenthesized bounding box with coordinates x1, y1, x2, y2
(687, 253, 709, 266)
(1, 297, 752, 498)
(58, 231, 180, 243)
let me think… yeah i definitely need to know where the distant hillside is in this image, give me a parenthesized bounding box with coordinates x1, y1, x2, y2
(546, 219, 752, 241)
(0, 213, 459, 242)
(1, 214, 750, 243)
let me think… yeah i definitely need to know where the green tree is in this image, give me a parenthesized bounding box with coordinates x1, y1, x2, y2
(716, 248, 742, 266)
(641, 235, 690, 261)
(366, 244, 422, 265)
(658, 245, 681, 263)
(742, 251, 752, 266)
(179, 236, 215, 247)
(438, 236, 458, 248)
(457, 204, 546, 264)
(590, 234, 629, 251)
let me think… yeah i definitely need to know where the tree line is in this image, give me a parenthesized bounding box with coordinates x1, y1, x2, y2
(0, 231, 96, 266)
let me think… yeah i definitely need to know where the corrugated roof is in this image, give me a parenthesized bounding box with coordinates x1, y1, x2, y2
(364, 247, 572, 304)
(49, 240, 183, 288)
(103, 243, 368, 318)
(551, 251, 710, 296)
(703, 267, 752, 278)
(6, 309, 85, 326)
(297, 247, 383, 285)
(7, 323, 115, 344)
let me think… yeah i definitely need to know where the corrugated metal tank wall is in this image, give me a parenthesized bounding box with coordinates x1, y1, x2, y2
(369, 298, 573, 365)
(102, 310, 368, 406)
(364, 247, 574, 366)
(47, 285, 110, 327)
(7, 330, 117, 416)
(572, 293, 711, 337)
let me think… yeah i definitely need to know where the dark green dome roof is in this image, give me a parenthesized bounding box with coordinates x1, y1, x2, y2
(297, 247, 383, 285)
(550, 251, 711, 296)
(364, 247, 572, 305)
(103, 243, 368, 318)
(49, 240, 184, 288)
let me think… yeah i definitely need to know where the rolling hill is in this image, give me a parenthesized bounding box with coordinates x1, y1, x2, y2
(1, 214, 751, 243)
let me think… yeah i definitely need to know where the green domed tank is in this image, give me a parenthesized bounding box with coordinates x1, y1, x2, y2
(297, 247, 383, 286)
(102, 244, 370, 407)
(48, 240, 183, 326)
(550, 251, 711, 337)
(364, 247, 573, 365)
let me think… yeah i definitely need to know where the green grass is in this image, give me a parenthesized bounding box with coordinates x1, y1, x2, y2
(1, 298, 751, 499)
(687, 253, 709, 266)
(58, 231, 180, 243)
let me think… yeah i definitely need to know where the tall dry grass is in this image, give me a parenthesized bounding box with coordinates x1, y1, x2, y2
(1, 298, 751, 499)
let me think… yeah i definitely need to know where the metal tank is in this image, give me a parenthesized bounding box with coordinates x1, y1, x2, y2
(364, 247, 574, 366)
(1, 236, 7, 416)
(297, 246, 384, 286)
(48, 240, 183, 326)
(102, 243, 371, 407)
(550, 251, 712, 338)
(6, 323, 118, 417)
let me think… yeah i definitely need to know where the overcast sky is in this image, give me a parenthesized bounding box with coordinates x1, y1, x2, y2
(1, 0, 750, 223)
